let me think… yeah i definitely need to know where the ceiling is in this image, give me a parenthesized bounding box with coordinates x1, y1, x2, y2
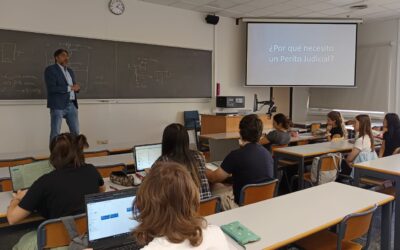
(139, 0, 400, 22)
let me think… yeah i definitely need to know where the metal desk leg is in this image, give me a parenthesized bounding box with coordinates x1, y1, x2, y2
(381, 200, 393, 250)
(394, 177, 400, 250)
(298, 157, 305, 190)
(353, 167, 360, 186)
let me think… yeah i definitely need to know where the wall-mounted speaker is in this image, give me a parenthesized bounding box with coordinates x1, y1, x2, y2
(205, 15, 219, 25)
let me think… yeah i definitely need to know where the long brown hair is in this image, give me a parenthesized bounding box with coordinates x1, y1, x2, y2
(327, 111, 347, 139)
(132, 162, 205, 247)
(161, 123, 201, 188)
(49, 133, 88, 169)
(356, 114, 375, 151)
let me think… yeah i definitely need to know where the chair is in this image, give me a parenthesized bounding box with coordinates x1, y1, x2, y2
(198, 196, 221, 216)
(291, 154, 339, 188)
(183, 111, 208, 152)
(295, 204, 378, 250)
(84, 150, 109, 158)
(239, 179, 278, 206)
(37, 213, 87, 249)
(310, 123, 321, 133)
(0, 178, 12, 192)
(0, 157, 34, 168)
(96, 164, 125, 178)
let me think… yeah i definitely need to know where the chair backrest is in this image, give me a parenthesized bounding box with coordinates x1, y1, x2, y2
(310, 123, 321, 133)
(0, 178, 12, 192)
(271, 144, 288, 157)
(0, 157, 34, 168)
(239, 179, 278, 206)
(198, 196, 221, 216)
(96, 164, 125, 178)
(84, 150, 109, 158)
(314, 154, 341, 185)
(183, 111, 200, 130)
(296, 141, 309, 146)
(37, 213, 87, 249)
(337, 204, 378, 250)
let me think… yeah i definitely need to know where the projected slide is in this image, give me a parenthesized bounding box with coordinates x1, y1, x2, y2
(246, 23, 357, 86)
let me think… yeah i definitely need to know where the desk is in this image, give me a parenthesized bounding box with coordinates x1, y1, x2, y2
(206, 182, 394, 250)
(85, 153, 134, 167)
(200, 131, 327, 144)
(0, 177, 136, 227)
(200, 114, 272, 134)
(0, 167, 10, 180)
(354, 154, 400, 250)
(273, 140, 354, 189)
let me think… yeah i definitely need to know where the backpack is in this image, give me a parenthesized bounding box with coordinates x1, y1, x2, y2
(310, 153, 342, 185)
(61, 216, 88, 250)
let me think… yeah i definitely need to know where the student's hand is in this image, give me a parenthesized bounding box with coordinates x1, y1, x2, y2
(326, 125, 332, 132)
(13, 189, 28, 200)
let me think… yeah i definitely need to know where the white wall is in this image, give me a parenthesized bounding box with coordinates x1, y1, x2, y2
(0, 0, 272, 154)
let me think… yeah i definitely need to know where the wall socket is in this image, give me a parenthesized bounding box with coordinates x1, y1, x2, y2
(96, 140, 109, 145)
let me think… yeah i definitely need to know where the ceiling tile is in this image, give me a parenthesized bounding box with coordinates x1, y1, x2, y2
(207, 0, 240, 9)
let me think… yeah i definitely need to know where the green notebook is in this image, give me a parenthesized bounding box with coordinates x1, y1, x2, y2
(220, 221, 261, 246)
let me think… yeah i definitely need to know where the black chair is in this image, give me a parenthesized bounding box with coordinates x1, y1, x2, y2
(183, 111, 208, 152)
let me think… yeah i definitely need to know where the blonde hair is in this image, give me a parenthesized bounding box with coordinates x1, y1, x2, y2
(132, 162, 206, 247)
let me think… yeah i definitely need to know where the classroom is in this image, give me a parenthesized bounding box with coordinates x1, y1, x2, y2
(1, 0, 400, 249)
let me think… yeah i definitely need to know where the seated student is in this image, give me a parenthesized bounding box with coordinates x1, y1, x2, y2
(132, 162, 230, 250)
(8, 133, 105, 249)
(155, 123, 211, 200)
(206, 114, 274, 207)
(379, 113, 400, 157)
(344, 115, 377, 175)
(263, 113, 291, 150)
(326, 111, 347, 141)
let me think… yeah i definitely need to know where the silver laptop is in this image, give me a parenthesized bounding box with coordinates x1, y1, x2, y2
(133, 143, 162, 173)
(209, 138, 240, 162)
(86, 189, 140, 250)
(9, 160, 54, 192)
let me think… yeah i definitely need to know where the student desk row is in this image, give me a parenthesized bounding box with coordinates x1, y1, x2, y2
(0, 144, 134, 163)
(200, 131, 327, 144)
(206, 182, 394, 250)
(354, 154, 400, 250)
(0, 153, 135, 182)
(273, 140, 354, 189)
(0, 177, 134, 228)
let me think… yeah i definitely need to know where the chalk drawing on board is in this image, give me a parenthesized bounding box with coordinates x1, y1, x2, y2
(0, 73, 41, 95)
(127, 57, 172, 89)
(1, 43, 24, 63)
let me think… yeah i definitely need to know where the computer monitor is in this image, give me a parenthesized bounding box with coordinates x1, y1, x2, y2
(134, 143, 162, 172)
(9, 160, 54, 191)
(86, 189, 138, 243)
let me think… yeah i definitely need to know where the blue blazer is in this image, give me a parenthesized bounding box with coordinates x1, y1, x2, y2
(44, 64, 78, 110)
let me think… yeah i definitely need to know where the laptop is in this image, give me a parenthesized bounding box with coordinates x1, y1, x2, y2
(208, 138, 240, 162)
(9, 160, 54, 192)
(86, 189, 141, 250)
(133, 143, 162, 174)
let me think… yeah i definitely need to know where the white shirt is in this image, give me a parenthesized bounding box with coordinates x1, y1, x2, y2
(140, 225, 230, 250)
(58, 64, 75, 100)
(354, 135, 372, 152)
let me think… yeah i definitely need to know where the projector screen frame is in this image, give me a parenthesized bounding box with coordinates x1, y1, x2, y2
(245, 21, 359, 88)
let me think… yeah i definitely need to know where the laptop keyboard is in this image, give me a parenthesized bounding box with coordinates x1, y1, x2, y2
(109, 244, 141, 250)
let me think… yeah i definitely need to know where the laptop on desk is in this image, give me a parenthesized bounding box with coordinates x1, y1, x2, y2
(9, 160, 54, 192)
(86, 188, 141, 250)
(133, 143, 162, 177)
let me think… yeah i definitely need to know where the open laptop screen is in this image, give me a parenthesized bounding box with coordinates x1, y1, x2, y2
(134, 144, 162, 172)
(9, 160, 54, 191)
(87, 193, 138, 241)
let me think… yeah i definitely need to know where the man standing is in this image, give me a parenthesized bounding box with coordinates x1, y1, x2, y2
(45, 49, 80, 142)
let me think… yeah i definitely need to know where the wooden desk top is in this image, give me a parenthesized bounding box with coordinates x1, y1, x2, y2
(85, 153, 135, 167)
(206, 182, 393, 250)
(354, 154, 400, 176)
(273, 140, 354, 157)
